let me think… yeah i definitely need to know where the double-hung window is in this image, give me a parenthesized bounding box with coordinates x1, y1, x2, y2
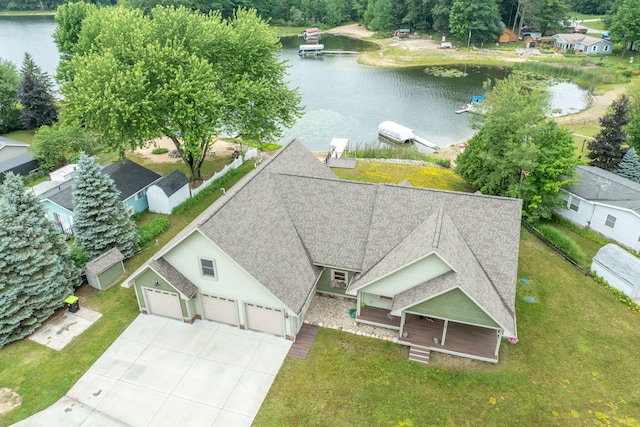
(200, 258, 216, 279)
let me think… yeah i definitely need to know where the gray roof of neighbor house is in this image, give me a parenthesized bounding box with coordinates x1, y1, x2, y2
(593, 244, 640, 289)
(131, 140, 521, 335)
(554, 33, 612, 45)
(40, 159, 161, 211)
(153, 170, 189, 197)
(565, 165, 640, 214)
(85, 247, 124, 276)
(0, 136, 29, 149)
(0, 151, 38, 182)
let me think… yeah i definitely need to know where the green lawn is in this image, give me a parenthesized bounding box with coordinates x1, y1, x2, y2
(255, 230, 640, 426)
(0, 160, 255, 425)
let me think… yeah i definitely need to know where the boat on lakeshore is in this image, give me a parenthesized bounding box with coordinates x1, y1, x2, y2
(378, 121, 439, 150)
(298, 44, 324, 56)
(455, 95, 486, 114)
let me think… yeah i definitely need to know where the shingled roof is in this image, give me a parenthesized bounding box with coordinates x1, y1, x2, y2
(133, 140, 521, 331)
(566, 165, 640, 214)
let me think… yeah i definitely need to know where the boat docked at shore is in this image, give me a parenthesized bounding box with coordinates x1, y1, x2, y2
(455, 95, 486, 114)
(298, 44, 324, 56)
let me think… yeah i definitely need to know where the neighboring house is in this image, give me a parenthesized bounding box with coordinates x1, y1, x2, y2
(0, 151, 38, 183)
(591, 244, 640, 299)
(124, 140, 522, 363)
(557, 166, 640, 253)
(147, 170, 190, 214)
(552, 33, 613, 55)
(40, 159, 161, 235)
(0, 136, 29, 162)
(498, 28, 517, 43)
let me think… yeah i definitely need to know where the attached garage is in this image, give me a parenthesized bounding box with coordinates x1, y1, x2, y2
(202, 294, 238, 326)
(245, 303, 285, 336)
(144, 287, 183, 320)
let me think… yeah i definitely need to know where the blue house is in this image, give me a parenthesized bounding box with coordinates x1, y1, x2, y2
(40, 159, 161, 235)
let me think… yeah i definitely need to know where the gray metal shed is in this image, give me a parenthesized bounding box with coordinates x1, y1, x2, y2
(85, 247, 126, 290)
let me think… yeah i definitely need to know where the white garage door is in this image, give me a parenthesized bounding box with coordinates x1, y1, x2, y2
(144, 288, 182, 320)
(245, 303, 285, 336)
(202, 294, 238, 326)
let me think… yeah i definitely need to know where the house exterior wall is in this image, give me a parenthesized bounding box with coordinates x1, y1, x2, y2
(123, 192, 150, 216)
(42, 201, 74, 233)
(134, 268, 191, 319)
(557, 192, 640, 252)
(164, 231, 294, 333)
(93, 262, 126, 290)
(147, 184, 190, 215)
(591, 259, 638, 298)
(359, 254, 451, 297)
(407, 288, 500, 328)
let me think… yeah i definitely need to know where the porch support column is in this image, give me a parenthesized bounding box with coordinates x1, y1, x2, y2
(399, 312, 406, 337)
(441, 319, 448, 345)
(494, 329, 502, 356)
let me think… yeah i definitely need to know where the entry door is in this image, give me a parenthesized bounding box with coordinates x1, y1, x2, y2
(245, 303, 285, 336)
(144, 288, 182, 320)
(202, 294, 238, 326)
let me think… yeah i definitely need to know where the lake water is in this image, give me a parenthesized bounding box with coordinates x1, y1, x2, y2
(0, 15, 592, 152)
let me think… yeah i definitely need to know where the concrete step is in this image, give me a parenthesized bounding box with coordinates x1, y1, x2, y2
(409, 346, 430, 364)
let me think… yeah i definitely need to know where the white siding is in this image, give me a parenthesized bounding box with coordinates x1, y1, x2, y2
(591, 259, 637, 298)
(163, 231, 293, 334)
(590, 205, 640, 252)
(556, 193, 594, 227)
(360, 254, 451, 296)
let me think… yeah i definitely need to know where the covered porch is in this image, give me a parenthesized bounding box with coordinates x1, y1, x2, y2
(398, 313, 500, 362)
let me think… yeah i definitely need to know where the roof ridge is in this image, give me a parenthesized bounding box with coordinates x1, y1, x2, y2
(433, 208, 444, 249)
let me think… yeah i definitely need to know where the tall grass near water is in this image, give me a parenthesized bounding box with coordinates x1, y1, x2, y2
(513, 61, 627, 86)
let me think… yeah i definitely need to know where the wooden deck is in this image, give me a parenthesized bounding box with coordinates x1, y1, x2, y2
(288, 323, 320, 360)
(356, 305, 401, 329)
(400, 314, 499, 362)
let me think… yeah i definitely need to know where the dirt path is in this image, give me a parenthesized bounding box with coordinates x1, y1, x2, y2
(555, 84, 626, 127)
(131, 136, 238, 163)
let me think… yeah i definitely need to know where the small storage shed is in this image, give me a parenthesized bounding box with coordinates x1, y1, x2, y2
(147, 170, 190, 214)
(85, 247, 126, 290)
(591, 244, 640, 298)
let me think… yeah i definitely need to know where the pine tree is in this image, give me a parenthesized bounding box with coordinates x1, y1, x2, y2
(0, 173, 80, 349)
(72, 153, 139, 259)
(613, 147, 640, 183)
(17, 53, 58, 130)
(588, 94, 631, 171)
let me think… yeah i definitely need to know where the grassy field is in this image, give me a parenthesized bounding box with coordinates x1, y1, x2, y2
(0, 160, 255, 425)
(255, 230, 640, 426)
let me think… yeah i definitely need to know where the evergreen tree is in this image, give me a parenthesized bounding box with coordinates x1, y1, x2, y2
(17, 53, 58, 129)
(588, 94, 631, 171)
(72, 153, 139, 259)
(0, 173, 79, 349)
(613, 147, 640, 183)
(0, 58, 21, 134)
(627, 80, 640, 153)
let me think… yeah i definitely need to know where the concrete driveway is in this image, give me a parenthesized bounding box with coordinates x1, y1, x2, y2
(14, 315, 292, 427)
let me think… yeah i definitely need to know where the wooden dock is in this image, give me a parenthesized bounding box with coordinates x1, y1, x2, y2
(413, 135, 439, 150)
(323, 50, 359, 55)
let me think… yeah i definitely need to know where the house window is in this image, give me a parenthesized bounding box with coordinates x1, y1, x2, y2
(200, 258, 216, 278)
(379, 295, 393, 301)
(569, 197, 580, 212)
(134, 189, 146, 201)
(592, 45, 597, 51)
(330, 270, 347, 288)
(604, 45, 610, 52)
(605, 214, 616, 228)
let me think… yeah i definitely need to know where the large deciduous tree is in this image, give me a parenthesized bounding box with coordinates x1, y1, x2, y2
(0, 173, 79, 349)
(627, 81, 640, 152)
(72, 153, 139, 259)
(0, 58, 21, 134)
(17, 53, 58, 129)
(449, 0, 503, 45)
(456, 76, 577, 222)
(608, 0, 640, 56)
(587, 94, 631, 171)
(33, 122, 98, 171)
(56, 4, 302, 181)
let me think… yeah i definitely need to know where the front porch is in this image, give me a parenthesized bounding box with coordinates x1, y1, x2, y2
(356, 305, 401, 329)
(398, 313, 499, 362)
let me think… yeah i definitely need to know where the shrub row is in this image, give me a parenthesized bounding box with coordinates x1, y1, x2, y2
(138, 217, 170, 247)
(551, 215, 609, 246)
(531, 223, 586, 266)
(351, 143, 451, 168)
(590, 273, 640, 315)
(172, 167, 242, 214)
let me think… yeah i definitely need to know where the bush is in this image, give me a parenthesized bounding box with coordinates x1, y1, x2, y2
(138, 217, 170, 247)
(69, 243, 89, 270)
(551, 215, 610, 246)
(152, 147, 169, 155)
(533, 223, 585, 265)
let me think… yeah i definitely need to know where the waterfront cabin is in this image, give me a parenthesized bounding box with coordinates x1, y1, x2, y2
(299, 44, 324, 56)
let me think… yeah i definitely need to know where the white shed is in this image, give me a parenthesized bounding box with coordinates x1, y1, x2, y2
(591, 244, 640, 298)
(147, 170, 190, 214)
(85, 247, 126, 290)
